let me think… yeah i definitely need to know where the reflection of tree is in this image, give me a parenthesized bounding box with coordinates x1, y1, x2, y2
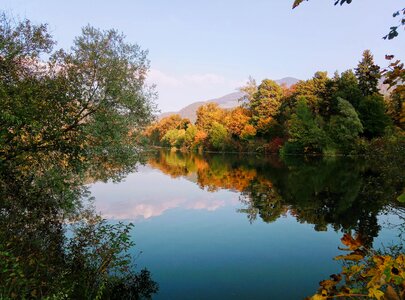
(238, 178, 287, 223)
(148, 151, 208, 178)
(149, 150, 405, 246)
(149, 151, 257, 192)
(0, 14, 158, 299)
(0, 154, 158, 299)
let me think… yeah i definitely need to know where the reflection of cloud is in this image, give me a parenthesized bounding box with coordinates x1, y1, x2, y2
(92, 166, 240, 221)
(99, 198, 183, 220)
(186, 199, 226, 211)
(98, 196, 234, 220)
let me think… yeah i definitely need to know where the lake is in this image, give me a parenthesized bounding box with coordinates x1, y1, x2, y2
(91, 150, 404, 299)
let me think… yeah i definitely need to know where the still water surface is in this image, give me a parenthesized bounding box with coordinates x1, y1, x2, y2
(91, 150, 403, 299)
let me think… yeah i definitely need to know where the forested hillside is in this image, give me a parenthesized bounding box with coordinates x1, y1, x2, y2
(143, 50, 404, 155)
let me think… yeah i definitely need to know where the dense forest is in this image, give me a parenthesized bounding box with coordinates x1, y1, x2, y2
(144, 50, 404, 155)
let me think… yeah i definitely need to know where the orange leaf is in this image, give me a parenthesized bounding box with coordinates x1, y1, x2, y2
(340, 233, 363, 250)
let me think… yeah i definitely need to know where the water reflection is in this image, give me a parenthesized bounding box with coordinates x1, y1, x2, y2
(93, 165, 240, 220)
(87, 150, 405, 299)
(147, 150, 405, 246)
(0, 152, 158, 299)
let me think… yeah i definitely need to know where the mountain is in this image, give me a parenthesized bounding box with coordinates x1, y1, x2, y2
(159, 77, 300, 122)
(276, 77, 300, 87)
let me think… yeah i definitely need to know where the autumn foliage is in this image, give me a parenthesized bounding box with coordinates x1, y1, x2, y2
(308, 233, 405, 300)
(143, 50, 403, 155)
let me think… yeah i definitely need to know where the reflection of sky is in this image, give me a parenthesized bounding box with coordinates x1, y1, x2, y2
(91, 165, 343, 299)
(90, 162, 403, 299)
(91, 165, 239, 221)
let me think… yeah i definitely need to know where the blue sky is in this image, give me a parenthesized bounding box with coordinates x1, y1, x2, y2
(2, 0, 404, 112)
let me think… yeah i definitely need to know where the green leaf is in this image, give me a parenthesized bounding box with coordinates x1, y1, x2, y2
(397, 192, 405, 203)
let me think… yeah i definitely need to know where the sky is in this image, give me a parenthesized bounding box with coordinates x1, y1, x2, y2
(2, 0, 404, 112)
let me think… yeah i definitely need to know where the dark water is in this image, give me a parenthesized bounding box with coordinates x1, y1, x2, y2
(91, 150, 404, 299)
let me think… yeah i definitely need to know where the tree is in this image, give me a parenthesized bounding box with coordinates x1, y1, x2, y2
(195, 103, 226, 132)
(194, 130, 208, 149)
(355, 50, 381, 97)
(283, 97, 328, 154)
(333, 70, 363, 110)
(224, 107, 251, 137)
(357, 94, 390, 138)
(249, 79, 284, 134)
(0, 16, 156, 163)
(328, 98, 363, 151)
(0, 14, 158, 300)
(143, 114, 190, 145)
(240, 124, 257, 140)
(292, 72, 331, 114)
(386, 88, 405, 129)
(382, 55, 405, 129)
(161, 129, 186, 148)
(209, 122, 229, 151)
(184, 124, 198, 148)
(238, 76, 257, 105)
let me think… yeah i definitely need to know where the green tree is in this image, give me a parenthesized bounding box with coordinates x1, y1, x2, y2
(249, 79, 284, 135)
(161, 129, 186, 148)
(283, 97, 328, 154)
(184, 124, 198, 148)
(209, 122, 229, 151)
(328, 98, 363, 151)
(355, 50, 381, 97)
(0, 17, 155, 163)
(333, 70, 363, 110)
(357, 94, 390, 138)
(293, 71, 331, 115)
(0, 14, 158, 299)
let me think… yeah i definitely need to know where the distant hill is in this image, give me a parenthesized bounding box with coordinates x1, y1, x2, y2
(276, 77, 300, 87)
(159, 77, 300, 122)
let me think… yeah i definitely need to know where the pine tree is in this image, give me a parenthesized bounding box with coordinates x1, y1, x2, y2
(355, 50, 381, 96)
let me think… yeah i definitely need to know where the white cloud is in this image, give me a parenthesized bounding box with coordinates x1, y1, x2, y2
(147, 68, 245, 112)
(148, 69, 182, 87)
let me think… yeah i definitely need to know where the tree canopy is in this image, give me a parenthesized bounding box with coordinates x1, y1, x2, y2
(0, 14, 156, 164)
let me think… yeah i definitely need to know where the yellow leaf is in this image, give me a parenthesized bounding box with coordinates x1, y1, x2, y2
(319, 280, 336, 290)
(368, 287, 384, 300)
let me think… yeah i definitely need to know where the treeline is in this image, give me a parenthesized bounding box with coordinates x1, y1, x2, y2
(144, 50, 404, 155)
